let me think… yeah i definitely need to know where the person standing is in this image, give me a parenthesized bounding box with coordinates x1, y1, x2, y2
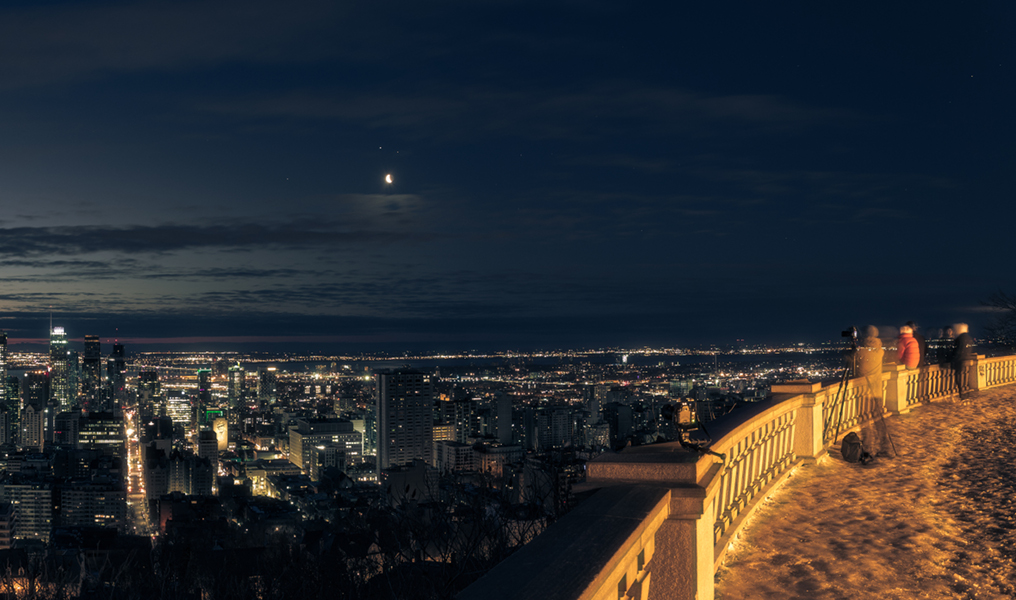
(855, 326, 892, 457)
(897, 325, 920, 370)
(906, 321, 927, 367)
(952, 323, 975, 400)
(907, 321, 930, 402)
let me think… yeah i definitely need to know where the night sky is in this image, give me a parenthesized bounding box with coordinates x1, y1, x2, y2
(1, 1, 1014, 352)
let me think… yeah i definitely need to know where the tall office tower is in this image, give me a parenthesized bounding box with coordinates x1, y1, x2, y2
(106, 343, 126, 409)
(20, 371, 48, 450)
(496, 391, 513, 444)
(363, 405, 377, 456)
(166, 394, 191, 427)
(437, 396, 475, 443)
(256, 368, 276, 409)
(137, 370, 161, 420)
(23, 371, 50, 410)
(375, 370, 433, 472)
(66, 350, 81, 405)
(4, 377, 18, 444)
(583, 384, 601, 424)
(196, 369, 212, 425)
(0, 334, 9, 445)
(82, 335, 101, 407)
(196, 429, 219, 477)
(49, 326, 70, 410)
(20, 404, 45, 452)
(0, 332, 7, 410)
(227, 364, 244, 410)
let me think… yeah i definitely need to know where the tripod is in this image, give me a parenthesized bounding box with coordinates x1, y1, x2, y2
(827, 342, 899, 458)
(825, 363, 853, 443)
(825, 338, 858, 443)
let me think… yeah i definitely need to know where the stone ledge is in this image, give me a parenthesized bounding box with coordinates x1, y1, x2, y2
(457, 485, 671, 600)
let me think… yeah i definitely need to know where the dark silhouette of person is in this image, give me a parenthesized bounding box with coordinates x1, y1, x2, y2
(906, 321, 927, 367)
(907, 321, 930, 402)
(952, 322, 974, 400)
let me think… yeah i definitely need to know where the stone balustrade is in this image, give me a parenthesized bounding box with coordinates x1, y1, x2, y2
(458, 353, 1016, 600)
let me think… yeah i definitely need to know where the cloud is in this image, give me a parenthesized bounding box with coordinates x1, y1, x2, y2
(0, 0, 344, 90)
(0, 198, 432, 257)
(198, 83, 853, 142)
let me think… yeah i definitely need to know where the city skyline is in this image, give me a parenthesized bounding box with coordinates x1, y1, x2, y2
(1, 1, 1013, 350)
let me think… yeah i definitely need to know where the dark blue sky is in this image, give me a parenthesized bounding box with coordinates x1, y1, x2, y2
(1, 1, 1013, 352)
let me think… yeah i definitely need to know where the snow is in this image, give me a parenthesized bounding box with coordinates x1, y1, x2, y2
(715, 386, 1016, 600)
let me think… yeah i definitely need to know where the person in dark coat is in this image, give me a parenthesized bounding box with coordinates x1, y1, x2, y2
(952, 322, 974, 400)
(907, 321, 930, 402)
(906, 321, 927, 367)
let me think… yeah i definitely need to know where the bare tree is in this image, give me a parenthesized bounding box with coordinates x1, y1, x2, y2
(984, 290, 1016, 347)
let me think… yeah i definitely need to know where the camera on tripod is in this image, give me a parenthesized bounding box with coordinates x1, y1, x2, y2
(842, 326, 857, 340)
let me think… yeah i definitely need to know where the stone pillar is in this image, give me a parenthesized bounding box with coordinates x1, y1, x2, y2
(588, 449, 722, 600)
(791, 390, 825, 462)
(647, 466, 721, 600)
(883, 364, 911, 415)
(770, 382, 826, 462)
(973, 355, 987, 392)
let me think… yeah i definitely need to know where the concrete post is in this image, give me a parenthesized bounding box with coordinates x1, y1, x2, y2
(647, 466, 721, 600)
(588, 449, 722, 600)
(770, 382, 826, 461)
(791, 390, 825, 462)
(883, 364, 910, 415)
(973, 354, 987, 392)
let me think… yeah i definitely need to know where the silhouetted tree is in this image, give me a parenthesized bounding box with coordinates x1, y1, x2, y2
(984, 290, 1016, 347)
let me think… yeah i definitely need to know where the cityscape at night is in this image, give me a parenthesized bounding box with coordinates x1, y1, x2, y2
(0, 326, 863, 596)
(0, 322, 1010, 598)
(2, 0, 1015, 598)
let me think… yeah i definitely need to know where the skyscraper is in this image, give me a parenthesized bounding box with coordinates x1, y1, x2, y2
(375, 370, 433, 473)
(0, 333, 9, 443)
(137, 370, 161, 419)
(0, 332, 7, 409)
(107, 343, 126, 410)
(227, 364, 244, 409)
(496, 391, 513, 444)
(49, 327, 70, 410)
(196, 369, 211, 426)
(82, 335, 101, 407)
(257, 367, 276, 409)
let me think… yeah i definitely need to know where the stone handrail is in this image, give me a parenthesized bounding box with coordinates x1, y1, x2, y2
(459, 353, 1016, 600)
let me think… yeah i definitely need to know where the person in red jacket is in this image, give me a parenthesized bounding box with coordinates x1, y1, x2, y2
(897, 324, 920, 369)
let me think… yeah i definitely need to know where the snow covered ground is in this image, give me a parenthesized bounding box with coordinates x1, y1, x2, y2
(715, 385, 1016, 600)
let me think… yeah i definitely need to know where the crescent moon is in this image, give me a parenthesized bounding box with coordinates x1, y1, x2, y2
(385, 174, 393, 184)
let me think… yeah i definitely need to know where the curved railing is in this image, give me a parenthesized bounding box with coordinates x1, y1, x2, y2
(459, 353, 1016, 600)
(983, 355, 1016, 387)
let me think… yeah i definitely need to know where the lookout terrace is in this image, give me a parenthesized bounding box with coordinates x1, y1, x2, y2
(459, 354, 1016, 600)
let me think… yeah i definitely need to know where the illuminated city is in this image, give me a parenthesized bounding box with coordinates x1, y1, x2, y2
(0, 325, 865, 594)
(1, 1, 1012, 598)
